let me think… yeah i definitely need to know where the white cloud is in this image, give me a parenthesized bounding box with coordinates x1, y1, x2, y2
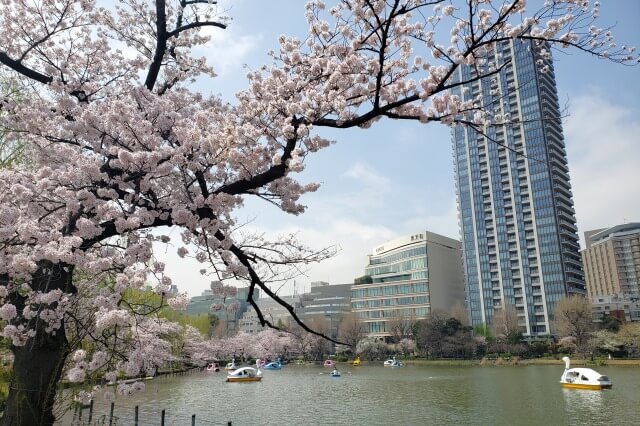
(564, 94, 640, 246)
(250, 218, 396, 295)
(156, 215, 396, 298)
(343, 162, 390, 188)
(402, 201, 460, 239)
(198, 28, 262, 77)
(300, 161, 392, 214)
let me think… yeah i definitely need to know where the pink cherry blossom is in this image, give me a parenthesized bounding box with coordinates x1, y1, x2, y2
(0, 1, 636, 422)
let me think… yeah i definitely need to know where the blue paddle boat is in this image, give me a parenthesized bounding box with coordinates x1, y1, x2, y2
(263, 359, 283, 370)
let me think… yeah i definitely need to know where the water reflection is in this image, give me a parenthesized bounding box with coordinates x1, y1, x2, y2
(562, 388, 606, 424)
(57, 365, 640, 426)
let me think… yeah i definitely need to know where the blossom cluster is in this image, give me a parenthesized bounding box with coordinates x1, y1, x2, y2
(0, 0, 636, 408)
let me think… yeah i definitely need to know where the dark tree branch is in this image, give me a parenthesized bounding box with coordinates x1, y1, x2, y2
(214, 132, 298, 196)
(226, 236, 345, 345)
(0, 52, 52, 84)
(167, 21, 226, 38)
(145, 0, 168, 91)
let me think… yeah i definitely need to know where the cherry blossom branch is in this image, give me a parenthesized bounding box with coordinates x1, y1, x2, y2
(0, 52, 52, 85)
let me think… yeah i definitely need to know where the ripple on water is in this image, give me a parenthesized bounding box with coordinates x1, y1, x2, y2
(57, 364, 640, 426)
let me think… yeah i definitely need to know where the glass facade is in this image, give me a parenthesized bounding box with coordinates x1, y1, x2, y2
(452, 39, 585, 337)
(351, 235, 431, 339)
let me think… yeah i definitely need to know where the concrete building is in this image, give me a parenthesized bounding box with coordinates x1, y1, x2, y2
(582, 223, 640, 299)
(186, 289, 215, 316)
(238, 282, 352, 339)
(187, 286, 260, 334)
(592, 294, 640, 324)
(451, 39, 584, 338)
(238, 295, 301, 334)
(351, 231, 464, 341)
(298, 282, 352, 340)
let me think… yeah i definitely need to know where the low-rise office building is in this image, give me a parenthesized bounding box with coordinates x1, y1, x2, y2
(351, 231, 465, 341)
(298, 282, 352, 340)
(238, 295, 301, 334)
(187, 286, 260, 334)
(591, 294, 640, 323)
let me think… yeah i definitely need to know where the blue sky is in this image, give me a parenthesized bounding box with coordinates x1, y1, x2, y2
(166, 0, 640, 297)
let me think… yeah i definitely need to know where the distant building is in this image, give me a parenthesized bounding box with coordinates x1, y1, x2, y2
(187, 286, 260, 334)
(238, 283, 352, 338)
(582, 223, 640, 299)
(351, 231, 464, 341)
(298, 282, 352, 340)
(451, 38, 584, 338)
(238, 295, 301, 334)
(591, 294, 640, 323)
(186, 290, 215, 316)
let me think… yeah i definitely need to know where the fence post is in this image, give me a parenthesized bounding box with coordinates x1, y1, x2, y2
(135, 405, 139, 426)
(161, 409, 166, 426)
(88, 399, 94, 423)
(108, 402, 115, 426)
(192, 414, 196, 425)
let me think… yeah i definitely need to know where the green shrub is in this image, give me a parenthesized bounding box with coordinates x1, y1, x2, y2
(0, 365, 11, 412)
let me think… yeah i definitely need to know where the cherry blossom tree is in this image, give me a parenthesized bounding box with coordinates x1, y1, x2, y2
(396, 337, 416, 356)
(253, 328, 294, 360)
(355, 337, 389, 360)
(0, 0, 636, 424)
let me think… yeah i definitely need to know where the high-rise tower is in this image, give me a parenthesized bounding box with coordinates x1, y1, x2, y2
(452, 39, 585, 337)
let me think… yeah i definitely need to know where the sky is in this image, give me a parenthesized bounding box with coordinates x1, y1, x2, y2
(162, 0, 640, 298)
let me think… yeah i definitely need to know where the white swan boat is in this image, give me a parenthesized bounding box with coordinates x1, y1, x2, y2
(226, 367, 263, 383)
(383, 357, 403, 367)
(560, 357, 612, 390)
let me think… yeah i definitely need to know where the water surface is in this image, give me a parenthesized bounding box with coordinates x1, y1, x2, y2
(60, 364, 640, 425)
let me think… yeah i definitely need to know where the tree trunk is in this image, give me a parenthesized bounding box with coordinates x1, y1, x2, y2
(2, 262, 73, 426)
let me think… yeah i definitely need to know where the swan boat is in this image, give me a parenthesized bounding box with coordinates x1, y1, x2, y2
(323, 359, 336, 368)
(263, 359, 283, 370)
(330, 369, 341, 377)
(224, 360, 237, 371)
(352, 356, 361, 366)
(383, 357, 403, 367)
(206, 362, 220, 372)
(560, 357, 612, 390)
(226, 367, 263, 383)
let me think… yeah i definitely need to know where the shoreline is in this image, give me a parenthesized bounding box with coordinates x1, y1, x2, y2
(395, 358, 640, 367)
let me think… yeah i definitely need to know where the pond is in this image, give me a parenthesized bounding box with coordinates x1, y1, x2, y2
(58, 363, 640, 426)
